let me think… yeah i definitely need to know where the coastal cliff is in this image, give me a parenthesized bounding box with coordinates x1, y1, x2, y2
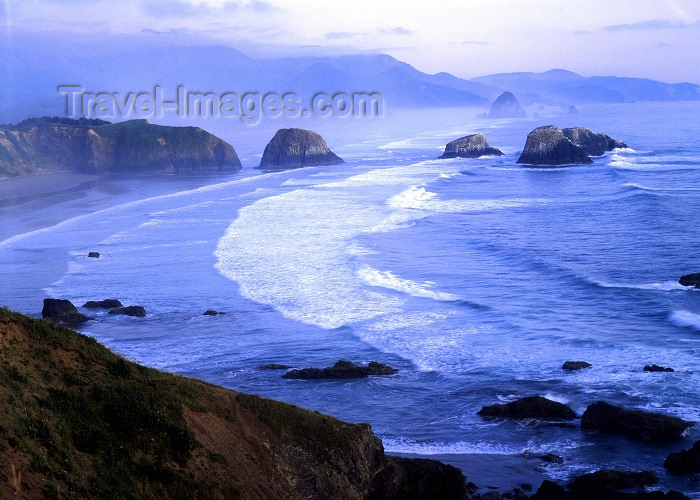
(0, 117, 241, 177)
(0, 308, 466, 499)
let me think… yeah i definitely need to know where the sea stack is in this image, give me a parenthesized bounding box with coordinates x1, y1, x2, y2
(562, 127, 628, 156)
(439, 133, 504, 159)
(517, 125, 592, 165)
(258, 128, 344, 170)
(488, 91, 527, 119)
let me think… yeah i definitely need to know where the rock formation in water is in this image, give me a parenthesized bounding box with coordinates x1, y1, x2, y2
(0, 116, 242, 177)
(581, 401, 693, 442)
(438, 133, 504, 159)
(282, 360, 398, 379)
(488, 91, 527, 119)
(665, 440, 700, 472)
(680, 273, 700, 288)
(41, 298, 90, 325)
(258, 128, 344, 170)
(517, 125, 627, 165)
(477, 395, 577, 420)
(562, 127, 628, 156)
(562, 361, 592, 371)
(517, 125, 592, 165)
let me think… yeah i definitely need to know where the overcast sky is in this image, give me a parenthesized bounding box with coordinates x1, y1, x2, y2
(3, 0, 700, 82)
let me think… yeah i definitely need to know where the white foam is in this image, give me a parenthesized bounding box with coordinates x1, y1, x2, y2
(382, 437, 520, 456)
(388, 186, 437, 209)
(594, 280, 687, 291)
(669, 310, 700, 330)
(357, 265, 458, 301)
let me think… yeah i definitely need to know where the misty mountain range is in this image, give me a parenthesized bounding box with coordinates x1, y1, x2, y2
(2, 42, 699, 122)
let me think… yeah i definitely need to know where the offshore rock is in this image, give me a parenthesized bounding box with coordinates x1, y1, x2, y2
(517, 126, 592, 165)
(562, 127, 628, 156)
(42, 298, 90, 325)
(282, 360, 398, 379)
(88, 251, 101, 258)
(563, 361, 592, 371)
(488, 91, 527, 119)
(665, 440, 700, 472)
(644, 364, 674, 372)
(0, 117, 242, 176)
(83, 299, 123, 309)
(477, 396, 577, 420)
(109, 306, 147, 317)
(438, 133, 504, 159)
(679, 273, 700, 288)
(581, 401, 693, 442)
(258, 128, 344, 170)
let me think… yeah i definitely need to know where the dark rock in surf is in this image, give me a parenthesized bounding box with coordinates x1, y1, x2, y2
(488, 91, 527, 119)
(477, 396, 576, 420)
(563, 361, 591, 371)
(282, 360, 398, 380)
(438, 133, 504, 159)
(517, 126, 592, 165)
(88, 251, 100, 258)
(259, 364, 292, 371)
(258, 128, 344, 170)
(581, 401, 693, 442)
(529, 480, 571, 500)
(368, 456, 468, 500)
(679, 273, 700, 288)
(83, 299, 123, 309)
(567, 470, 657, 495)
(109, 306, 147, 317)
(665, 440, 700, 472)
(203, 310, 218, 316)
(42, 298, 91, 325)
(644, 364, 674, 372)
(562, 127, 628, 156)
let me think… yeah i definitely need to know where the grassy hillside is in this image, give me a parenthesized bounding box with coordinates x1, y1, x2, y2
(0, 308, 466, 499)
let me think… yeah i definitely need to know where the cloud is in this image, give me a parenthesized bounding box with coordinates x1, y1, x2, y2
(452, 40, 489, 46)
(325, 31, 359, 40)
(603, 19, 691, 31)
(377, 26, 413, 36)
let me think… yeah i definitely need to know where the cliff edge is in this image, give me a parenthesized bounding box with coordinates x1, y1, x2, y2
(0, 117, 242, 177)
(0, 308, 466, 499)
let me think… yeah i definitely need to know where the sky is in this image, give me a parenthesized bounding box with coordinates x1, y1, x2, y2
(2, 0, 700, 83)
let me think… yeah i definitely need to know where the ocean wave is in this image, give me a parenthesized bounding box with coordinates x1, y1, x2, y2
(382, 437, 520, 456)
(592, 279, 687, 291)
(357, 265, 458, 301)
(388, 186, 437, 209)
(669, 310, 700, 330)
(623, 182, 700, 193)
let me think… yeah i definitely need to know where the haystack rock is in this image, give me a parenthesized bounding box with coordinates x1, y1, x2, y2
(488, 91, 527, 119)
(517, 125, 592, 165)
(258, 128, 344, 170)
(439, 133, 504, 159)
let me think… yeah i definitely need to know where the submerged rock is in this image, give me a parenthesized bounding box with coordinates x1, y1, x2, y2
(581, 401, 693, 442)
(665, 440, 700, 472)
(679, 273, 700, 288)
(83, 299, 123, 309)
(563, 361, 592, 371)
(258, 128, 344, 170)
(203, 310, 218, 316)
(562, 127, 627, 156)
(477, 396, 577, 420)
(488, 91, 527, 119)
(517, 125, 592, 165)
(109, 306, 147, 317)
(42, 298, 90, 325)
(283, 360, 398, 380)
(88, 251, 100, 258)
(438, 133, 504, 159)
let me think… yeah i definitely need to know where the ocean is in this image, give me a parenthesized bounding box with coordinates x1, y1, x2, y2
(2, 101, 700, 496)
